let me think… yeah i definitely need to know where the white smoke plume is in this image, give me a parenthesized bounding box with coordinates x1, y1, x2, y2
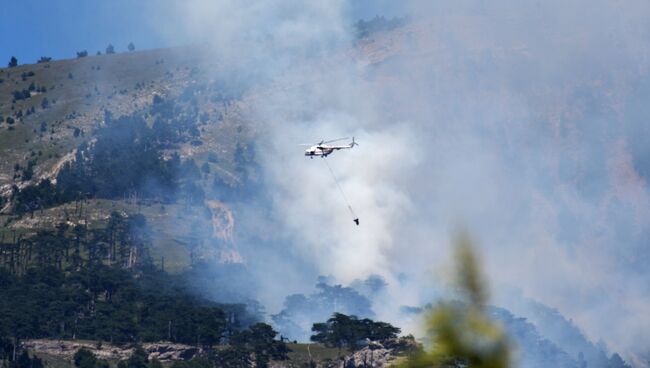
(149, 0, 650, 363)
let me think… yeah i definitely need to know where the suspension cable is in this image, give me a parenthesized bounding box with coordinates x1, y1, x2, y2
(322, 157, 359, 225)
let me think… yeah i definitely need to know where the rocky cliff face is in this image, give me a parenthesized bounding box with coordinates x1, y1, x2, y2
(23, 339, 201, 362)
(25, 338, 420, 368)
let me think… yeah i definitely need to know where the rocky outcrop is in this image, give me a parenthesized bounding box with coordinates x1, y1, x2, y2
(338, 345, 393, 368)
(336, 338, 418, 368)
(22, 339, 201, 362)
(141, 343, 200, 361)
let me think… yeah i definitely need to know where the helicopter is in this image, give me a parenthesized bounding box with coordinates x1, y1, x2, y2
(301, 136, 360, 226)
(302, 137, 358, 158)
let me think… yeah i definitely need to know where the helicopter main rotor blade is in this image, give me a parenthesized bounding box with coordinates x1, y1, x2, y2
(322, 137, 349, 144)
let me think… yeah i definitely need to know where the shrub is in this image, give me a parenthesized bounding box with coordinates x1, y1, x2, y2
(22, 160, 36, 181)
(201, 162, 210, 174)
(74, 348, 97, 368)
(8, 56, 17, 67)
(12, 89, 30, 101)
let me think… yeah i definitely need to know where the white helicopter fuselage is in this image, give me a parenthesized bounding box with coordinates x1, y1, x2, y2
(304, 137, 357, 158)
(304, 144, 352, 157)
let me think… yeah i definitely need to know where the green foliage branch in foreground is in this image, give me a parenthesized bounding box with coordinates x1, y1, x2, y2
(400, 232, 511, 368)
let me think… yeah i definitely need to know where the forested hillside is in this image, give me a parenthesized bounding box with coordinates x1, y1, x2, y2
(0, 9, 642, 368)
(0, 39, 287, 368)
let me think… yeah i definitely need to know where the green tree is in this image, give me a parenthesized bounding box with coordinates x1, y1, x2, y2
(212, 346, 250, 368)
(8, 56, 17, 67)
(311, 313, 399, 351)
(170, 358, 212, 368)
(609, 353, 632, 368)
(14, 351, 43, 368)
(125, 345, 148, 368)
(128, 42, 135, 52)
(148, 359, 162, 368)
(74, 348, 98, 368)
(21, 160, 35, 181)
(194, 307, 226, 347)
(106, 44, 115, 54)
(201, 162, 210, 174)
(16, 351, 32, 368)
(229, 323, 289, 368)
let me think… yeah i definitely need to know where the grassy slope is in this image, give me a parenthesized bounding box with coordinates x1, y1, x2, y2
(0, 47, 254, 273)
(0, 49, 188, 188)
(284, 343, 350, 367)
(0, 47, 249, 190)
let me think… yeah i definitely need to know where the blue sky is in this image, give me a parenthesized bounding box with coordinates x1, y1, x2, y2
(0, 1, 176, 66)
(0, 0, 406, 67)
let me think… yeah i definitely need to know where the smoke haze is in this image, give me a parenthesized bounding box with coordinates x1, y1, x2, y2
(146, 0, 650, 364)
